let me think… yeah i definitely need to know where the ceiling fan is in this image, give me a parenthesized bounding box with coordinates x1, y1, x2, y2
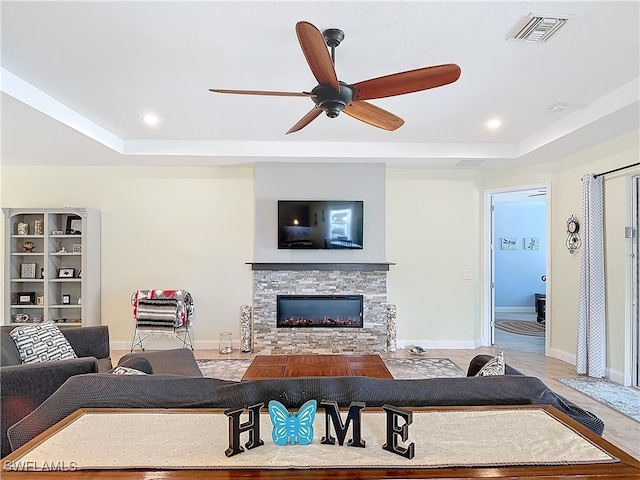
(209, 21, 461, 134)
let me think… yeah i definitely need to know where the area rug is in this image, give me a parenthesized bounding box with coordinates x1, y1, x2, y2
(495, 319, 545, 337)
(196, 357, 465, 382)
(557, 377, 640, 422)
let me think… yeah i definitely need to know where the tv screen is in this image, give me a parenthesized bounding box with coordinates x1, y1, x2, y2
(278, 200, 363, 249)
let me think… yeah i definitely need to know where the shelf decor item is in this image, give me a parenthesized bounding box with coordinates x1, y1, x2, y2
(57, 267, 75, 279)
(62, 294, 71, 305)
(17, 292, 36, 305)
(66, 215, 82, 235)
(20, 263, 37, 279)
(22, 241, 35, 252)
(17, 222, 28, 235)
(33, 219, 43, 235)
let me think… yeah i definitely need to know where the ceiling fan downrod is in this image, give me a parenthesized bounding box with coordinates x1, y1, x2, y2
(316, 28, 351, 118)
(322, 28, 344, 65)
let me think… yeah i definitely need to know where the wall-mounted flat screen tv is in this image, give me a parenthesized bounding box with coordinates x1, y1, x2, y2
(278, 200, 364, 249)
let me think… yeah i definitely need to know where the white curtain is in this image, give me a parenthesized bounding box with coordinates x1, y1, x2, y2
(576, 174, 606, 377)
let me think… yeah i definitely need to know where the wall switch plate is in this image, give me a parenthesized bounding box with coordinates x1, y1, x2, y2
(624, 227, 634, 238)
(463, 270, 472, 280)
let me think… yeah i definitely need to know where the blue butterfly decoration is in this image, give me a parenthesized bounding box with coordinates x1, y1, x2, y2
(268, 399, 317, 446)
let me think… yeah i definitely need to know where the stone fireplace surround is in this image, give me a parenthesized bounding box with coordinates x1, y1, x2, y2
(251, 263, 392, 354)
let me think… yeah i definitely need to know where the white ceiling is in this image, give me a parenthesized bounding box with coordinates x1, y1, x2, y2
(1, 1, 638, 169)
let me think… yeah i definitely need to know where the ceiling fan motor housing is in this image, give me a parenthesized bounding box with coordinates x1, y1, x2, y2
(311, 81, 354, 118)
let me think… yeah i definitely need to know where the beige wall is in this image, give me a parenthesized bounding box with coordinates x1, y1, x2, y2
(1, 130, 638, 382)
(480, 130, 640, 381)
(1, 167, 255, 349)
(386, 169, 481, 347)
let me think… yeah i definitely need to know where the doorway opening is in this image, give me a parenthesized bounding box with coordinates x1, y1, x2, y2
(484, 185, 550, 354)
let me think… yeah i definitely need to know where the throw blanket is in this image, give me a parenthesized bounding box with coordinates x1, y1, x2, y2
(8, 374, 604, 453)
(132, 290, 193, 329)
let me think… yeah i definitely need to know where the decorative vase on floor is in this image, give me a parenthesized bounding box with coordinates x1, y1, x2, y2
(386, 304, 397, 353)
(219, 332, 233, 354)
(240, 304, 252, 353)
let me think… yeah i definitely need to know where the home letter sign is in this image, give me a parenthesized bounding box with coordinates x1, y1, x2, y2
(381, 404, 415, 459)
(320, 400, 366, 448)
(224, 403, 264, 457)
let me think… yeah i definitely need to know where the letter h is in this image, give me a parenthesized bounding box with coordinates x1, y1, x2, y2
(224, 403, 265, 457)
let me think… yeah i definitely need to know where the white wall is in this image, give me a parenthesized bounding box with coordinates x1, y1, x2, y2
(254, 163, 386, 263)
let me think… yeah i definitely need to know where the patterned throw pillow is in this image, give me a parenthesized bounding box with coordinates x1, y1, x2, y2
(111, 366, 147, 375)
(9, 322, 77, 364)
(475, 351, 505, 376)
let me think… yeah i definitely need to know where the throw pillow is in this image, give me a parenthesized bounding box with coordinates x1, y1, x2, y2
(111, 356, 153, 374)
(475, 351, 505, 376)
(111, 366, 147, 375)
(9, 321, 77, 364)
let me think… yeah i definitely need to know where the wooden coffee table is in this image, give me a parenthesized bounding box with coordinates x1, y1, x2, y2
(241, 354, 393, 380)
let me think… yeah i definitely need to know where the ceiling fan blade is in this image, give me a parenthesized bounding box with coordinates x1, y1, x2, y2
(209, 88, 314, 97)
(351, 64, 461, 101)
(295, 21, 340, 91)
(343, 101, 404, 131)
(286, 107, 323, 134)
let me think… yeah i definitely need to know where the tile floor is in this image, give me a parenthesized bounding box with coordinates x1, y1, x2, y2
(111, 344, 640, 460)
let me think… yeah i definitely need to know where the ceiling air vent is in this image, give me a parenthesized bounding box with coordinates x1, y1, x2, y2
(506, 13, 573, 42)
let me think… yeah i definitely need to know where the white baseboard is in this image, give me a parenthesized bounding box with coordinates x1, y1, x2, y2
(494, 307, 536, 313)
(549, 348, 629, 385)
(397, 339, 481, 350)
(606, 367, 629, 386)
(548, 347, 576, 366)
(111, 340, 233, 352)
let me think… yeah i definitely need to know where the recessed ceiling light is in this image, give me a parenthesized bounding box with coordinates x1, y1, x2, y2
(549, 103, 567, 112)
(141, 114, 160, 125)
(486, 118, 502, 129)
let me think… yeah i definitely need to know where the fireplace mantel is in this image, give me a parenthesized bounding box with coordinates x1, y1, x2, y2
(247, 262, 395, 272)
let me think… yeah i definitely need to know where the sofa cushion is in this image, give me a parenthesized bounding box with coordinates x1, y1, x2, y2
(475, 351, 505, 376)
(9, 322, 77, 364)
(1, 331, 22, 366)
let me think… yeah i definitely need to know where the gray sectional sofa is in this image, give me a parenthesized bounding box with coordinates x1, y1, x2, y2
(3, 352, 605, 457)
(0, 325, 112, 458)
(0, 325, 204, 458)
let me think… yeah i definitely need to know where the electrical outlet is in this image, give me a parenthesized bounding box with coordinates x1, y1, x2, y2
(463, 270, 472, 280)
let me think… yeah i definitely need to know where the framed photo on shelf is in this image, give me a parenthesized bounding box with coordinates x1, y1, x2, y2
(62, 294, 71, 305)
(20, 263, 37, 279)
(57, 267, 76, 279)
(66, 215, 82, 235)
(72, 244, 82, 253)
(17, 291, 36, 305)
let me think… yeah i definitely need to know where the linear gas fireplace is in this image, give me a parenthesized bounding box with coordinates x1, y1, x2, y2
(277, 295, 363, 328)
